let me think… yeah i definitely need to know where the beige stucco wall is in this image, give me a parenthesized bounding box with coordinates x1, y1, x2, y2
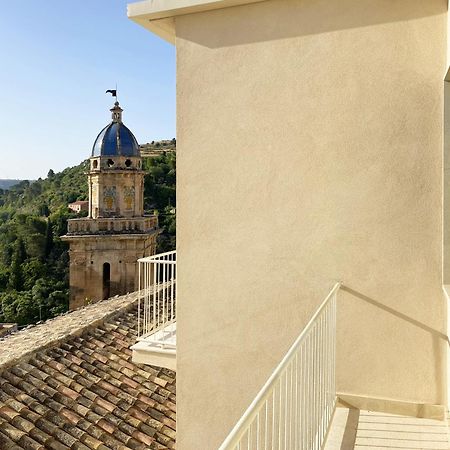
(174, 0, 448, 448)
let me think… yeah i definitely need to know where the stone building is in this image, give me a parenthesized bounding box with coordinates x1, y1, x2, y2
(63, 101, 159, 310)
(68, 200, 89, 214)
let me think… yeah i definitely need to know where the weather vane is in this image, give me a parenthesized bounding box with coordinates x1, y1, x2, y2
(106, 84, 118, 101)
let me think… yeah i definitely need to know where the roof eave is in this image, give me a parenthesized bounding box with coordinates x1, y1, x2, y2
(127, 0, 269, 44)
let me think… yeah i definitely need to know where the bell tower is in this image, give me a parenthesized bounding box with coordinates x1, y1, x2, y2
(88, 101, 145, 220)
(63, 100, 159, 310)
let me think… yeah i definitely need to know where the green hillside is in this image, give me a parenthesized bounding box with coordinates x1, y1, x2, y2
(140, 138, 176, 157)
(0, 143, 176, 326)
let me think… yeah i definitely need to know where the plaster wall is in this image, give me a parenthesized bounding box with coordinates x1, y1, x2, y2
(175, 0, 448, 448)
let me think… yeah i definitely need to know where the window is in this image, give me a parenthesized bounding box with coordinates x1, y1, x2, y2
(103, 262, 111, 299)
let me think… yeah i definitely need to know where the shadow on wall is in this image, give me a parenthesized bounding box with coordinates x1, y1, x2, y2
(176, 0, 446, 48)
(341, 285, 448, 406)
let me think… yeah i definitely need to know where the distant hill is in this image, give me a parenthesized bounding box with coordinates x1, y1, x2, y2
(0, 180, 24, 190)
(0, 164, 89, 215)
(140, 138, 176, 157)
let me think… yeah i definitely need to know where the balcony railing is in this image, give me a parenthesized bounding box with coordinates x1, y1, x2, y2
(218, 283, 340, 450)
(67, 216, 158, 235)
(137, 250, 177, 348)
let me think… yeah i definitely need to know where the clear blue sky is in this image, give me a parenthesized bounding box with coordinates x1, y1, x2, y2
(0, 1, 175, 180)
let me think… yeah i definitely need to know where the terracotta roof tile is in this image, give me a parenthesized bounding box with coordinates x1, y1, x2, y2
(0, 429, 23, 450)
(131, 430, 154, 447)
(17, 434, 44, 450)
(0, 297, 176, 448)
(45, 440, 70, 450)
(59, 408, 82, 426)
(72, 442, 92, 450)
(28, 402, 48, 417)
(0, 406, 21, 421)
(27, 426, 51, 446)
(11, 416, 34, 434)
(0, 420, 26, 442)
(79, 433, 105, 450)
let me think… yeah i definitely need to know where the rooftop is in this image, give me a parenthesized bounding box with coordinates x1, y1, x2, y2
(68, 201, 88, 206)
(0, 293, 176, 449)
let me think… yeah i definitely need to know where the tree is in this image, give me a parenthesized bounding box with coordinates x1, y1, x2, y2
(38, 203, 50, 217)
(21, 258, 47, 291)
(0, 290, 37, 325)
(50, 206, 72, 236)
(45, 219, 53, 258)
(9, 238, 26, 291)
(47, 290, 68, 317)
(47, 169, 55, 179)
(0, 266, 9, 290)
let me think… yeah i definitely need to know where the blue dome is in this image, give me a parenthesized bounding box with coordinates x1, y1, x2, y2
(92, 122, 140, 157)
(91, 102, 140, 157)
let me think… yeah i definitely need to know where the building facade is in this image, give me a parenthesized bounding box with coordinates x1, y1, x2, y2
(129, 0, 450, 448)
(68, 200, 89, 213)
(63, 101, 159, 310)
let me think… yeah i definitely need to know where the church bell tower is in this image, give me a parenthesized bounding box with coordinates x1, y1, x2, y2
(63, 100, 159, 310)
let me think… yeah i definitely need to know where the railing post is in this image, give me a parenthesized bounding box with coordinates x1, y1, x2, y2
(138, 260, 141, 337)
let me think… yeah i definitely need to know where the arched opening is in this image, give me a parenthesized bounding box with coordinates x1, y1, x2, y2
(103, 262, 111, 299)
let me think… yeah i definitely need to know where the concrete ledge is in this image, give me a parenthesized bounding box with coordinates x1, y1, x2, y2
(127, 0, 268, 43)
(337, 392, 447, 421)
(131, 340, 176, 371)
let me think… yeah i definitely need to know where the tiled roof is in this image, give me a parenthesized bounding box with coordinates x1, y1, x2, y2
(0, 295, 176, 450)
(68, 201, 88, 206)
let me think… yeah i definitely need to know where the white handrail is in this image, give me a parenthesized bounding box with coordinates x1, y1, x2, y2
(139, 250, 177, 262)
(218, 282, 341, 450)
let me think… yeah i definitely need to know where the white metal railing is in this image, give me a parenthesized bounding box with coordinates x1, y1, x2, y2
(137, 250, 176, 347)
(218, 282, 340, 450)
